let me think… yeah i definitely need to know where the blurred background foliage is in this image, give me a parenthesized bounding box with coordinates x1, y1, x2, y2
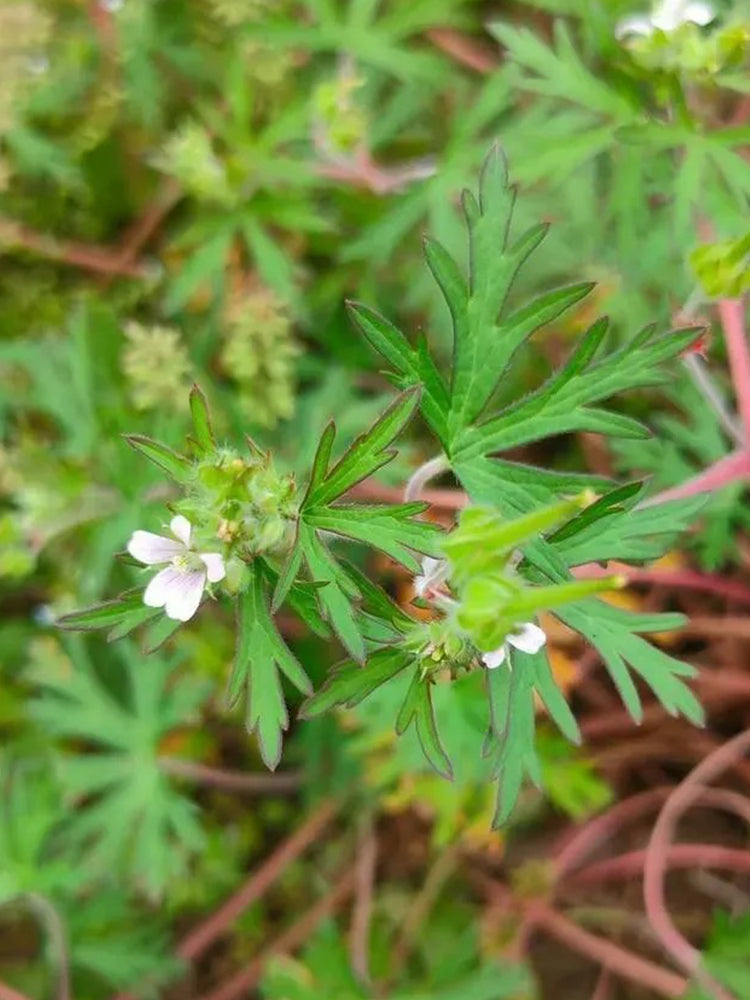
(2, 0, 750, 997)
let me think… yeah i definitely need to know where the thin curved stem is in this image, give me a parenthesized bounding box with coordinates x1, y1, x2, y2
(404, 455, 450, 503)
(682, 353, 744, 447)
(24, 894, 70, 1000)
(644, 729, 750, 1000)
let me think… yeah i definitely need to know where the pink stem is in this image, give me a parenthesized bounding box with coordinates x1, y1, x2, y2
(718, 298, 750, 442)
(644, 730, 750, 998)
(569, 844, 750, 887)
(641, 449, 750, 506)
(0, 984, 33, 1000)
(555, 788, 672, 878)
(531, 904, 687, 998)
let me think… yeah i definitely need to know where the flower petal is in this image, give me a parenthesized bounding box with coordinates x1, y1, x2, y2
(128, 531, 183, 565)
(507, 621, 547, 656)
(164, 570, 206, 622)
(683, 1, 714, 25)
(481, 646, 507, 670)
(170, 515, 192, 547)
(143, 565, 183, 607)
(199, 552, 226, 583)
(615, 14, 654, 37)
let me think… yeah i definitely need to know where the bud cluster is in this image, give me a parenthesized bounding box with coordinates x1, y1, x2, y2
(175, 446, 297, 562)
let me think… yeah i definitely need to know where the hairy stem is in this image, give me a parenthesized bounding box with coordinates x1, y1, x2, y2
(639, 449, 750, 507)
(682, 353, 744, 447)
(404, 455, 450, 503)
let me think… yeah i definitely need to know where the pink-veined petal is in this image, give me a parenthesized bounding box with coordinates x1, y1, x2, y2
(199, 552, 226, 583)
(508, 621, 547, 656)
(170, 515, 192, 547)
(481, 646, 507, 670)
(143, 565, 183, 607)
(128, 531, 183, 565)
(164, 570, 206, 622)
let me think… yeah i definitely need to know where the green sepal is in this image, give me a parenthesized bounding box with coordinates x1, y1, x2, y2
(188, 384, 215, 454)
(124, 435, 192, 483)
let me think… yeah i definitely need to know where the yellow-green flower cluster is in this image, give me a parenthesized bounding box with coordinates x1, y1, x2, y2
(0, 1, 52, 135)
(155, 121, 234, 206)
(122, 321, 193, 413)
(208, 0, 271, 27)
(221, 288, 299, 428)
(690, 230, 750, 298)
(312, 69, 368, 157)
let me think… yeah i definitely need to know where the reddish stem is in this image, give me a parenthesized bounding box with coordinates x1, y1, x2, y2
(5, 223, 149, 279)
(718, 298, 750, 443)
(177, 798, 339, 961)
(531, 903, 687, 998)
(555, 787, 672, 878)
(642, 449, 750, 506)
(0, 984, 33, 1000)
(158, 757, 302, 794)
(425, 28, 498, 74)
(570, 844, 750, 887)
(644, 730, 750, 998)
(198, 866, 356, 1000)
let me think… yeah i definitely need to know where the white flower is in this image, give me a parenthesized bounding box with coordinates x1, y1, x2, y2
(481, 621, 547, 670)
(127, 515, 225, 622)
(615, 0, 714, 39)
(413, 556, 448, 599)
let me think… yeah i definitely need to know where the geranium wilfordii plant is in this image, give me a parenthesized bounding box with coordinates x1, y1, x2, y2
(59, 147, 705, 825)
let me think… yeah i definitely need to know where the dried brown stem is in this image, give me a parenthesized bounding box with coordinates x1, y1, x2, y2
(158, 757, 303, 794)
(349, 821, 378, 989)
(425, 28, 498, 74)
(2, 223, 150, 279)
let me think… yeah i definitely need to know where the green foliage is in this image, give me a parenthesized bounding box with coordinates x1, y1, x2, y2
(29, 638, 208, 899)
(2, 0, 745, 988)
(689, 911, 750, 999)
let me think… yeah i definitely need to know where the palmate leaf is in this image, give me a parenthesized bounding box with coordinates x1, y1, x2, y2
(297, 388, 443, 659)
(29, 640, 208, 900)
(353, 147, 705, 820)
(228, 562, 312, 770)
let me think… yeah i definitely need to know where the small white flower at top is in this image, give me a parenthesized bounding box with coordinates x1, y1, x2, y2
(481, 621, 547, 670)
(127, 515, 225, 622)
(615, 0, 714, 39)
